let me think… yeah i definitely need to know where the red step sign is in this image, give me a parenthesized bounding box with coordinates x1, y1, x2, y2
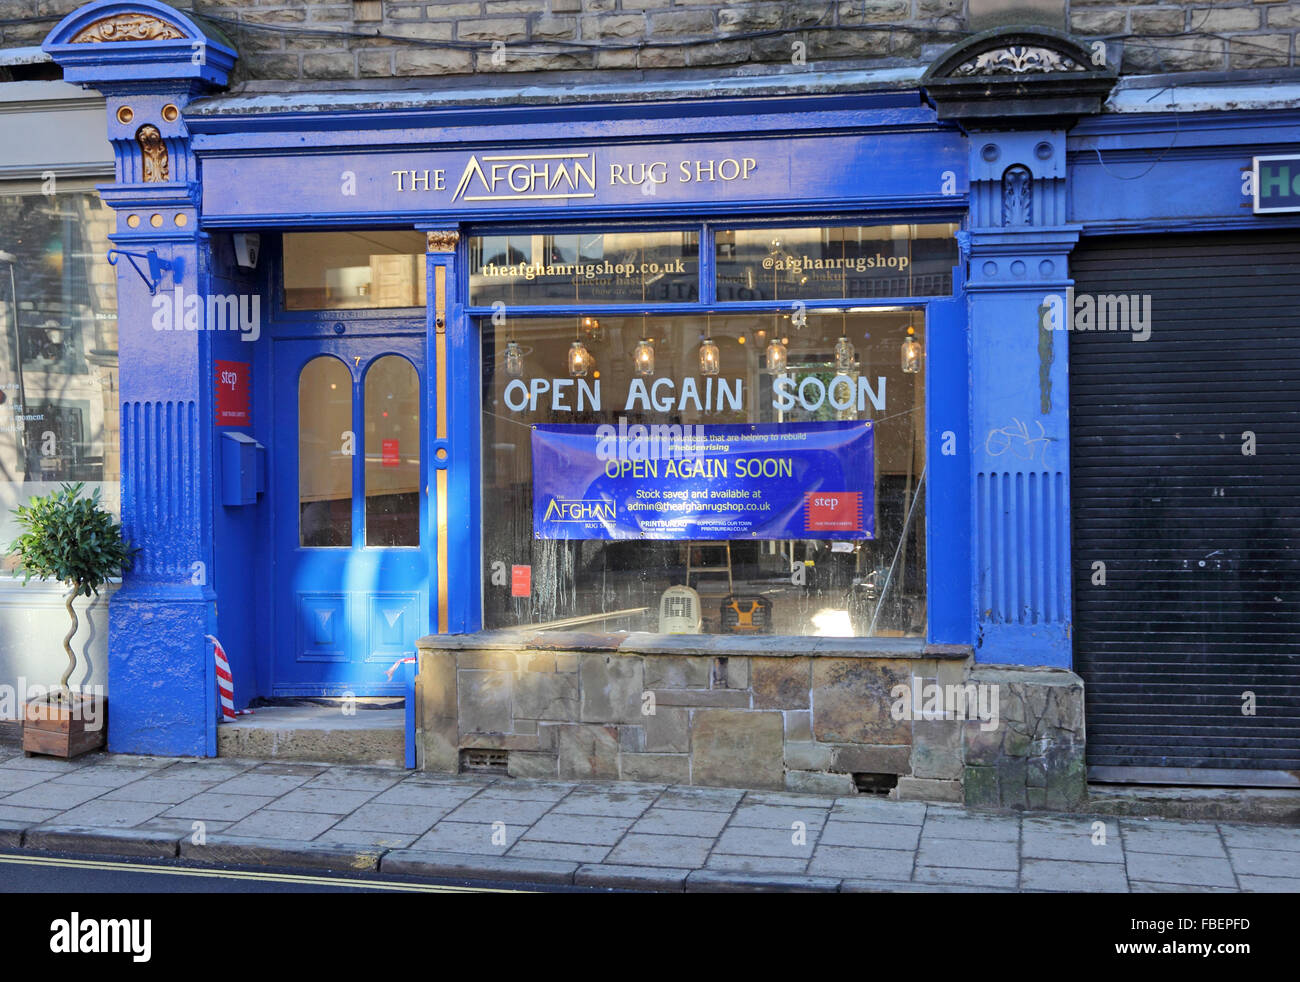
(804, 492, 863, 533)
(382, 439, 400, 467)
(511, 565, 531, 598)
(215, 361, 251, 427)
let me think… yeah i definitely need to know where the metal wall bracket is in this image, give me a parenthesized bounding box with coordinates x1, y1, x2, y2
(107, 248, 173, 296)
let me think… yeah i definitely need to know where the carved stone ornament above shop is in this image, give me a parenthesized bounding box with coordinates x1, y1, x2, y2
(922, 27, 1117, 126)
(137, 124, 169, 183)
(426, 231, 460, 253)
(952, 44, 1085, 76)
(70, 13, 186, 43)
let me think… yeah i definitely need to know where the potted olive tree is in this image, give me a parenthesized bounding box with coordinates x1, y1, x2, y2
(8, 482, 135, 757)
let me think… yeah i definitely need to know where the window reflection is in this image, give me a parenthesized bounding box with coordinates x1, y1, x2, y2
(364, 355, 420, 547)
(0, 188, 119, 571)
(299, 356, 352, 547)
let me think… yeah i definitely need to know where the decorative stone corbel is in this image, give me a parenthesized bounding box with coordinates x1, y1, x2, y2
(922, 27, 1118, 127)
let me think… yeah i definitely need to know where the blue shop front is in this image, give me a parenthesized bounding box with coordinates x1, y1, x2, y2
(48, 1, 1299, 799)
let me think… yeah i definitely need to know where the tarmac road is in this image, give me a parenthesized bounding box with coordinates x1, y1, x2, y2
(0, 849, 571, 893)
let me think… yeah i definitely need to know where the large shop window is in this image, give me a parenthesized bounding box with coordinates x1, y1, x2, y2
(481, 308, 928, 637)
(0, 186, 119, 570)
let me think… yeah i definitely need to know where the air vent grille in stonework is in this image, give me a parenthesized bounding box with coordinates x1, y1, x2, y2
(460, 748, 508, 774)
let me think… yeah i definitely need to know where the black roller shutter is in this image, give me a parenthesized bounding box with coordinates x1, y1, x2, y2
(1069, 231, 1300, 782)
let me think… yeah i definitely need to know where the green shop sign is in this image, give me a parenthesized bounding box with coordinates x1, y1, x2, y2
(1254, 155, 1300, 214)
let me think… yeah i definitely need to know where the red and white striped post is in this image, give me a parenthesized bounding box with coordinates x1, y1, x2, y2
(206, 635, 238, 722)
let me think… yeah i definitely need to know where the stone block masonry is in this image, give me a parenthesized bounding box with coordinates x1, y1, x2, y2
(961, 665, 1086, 811)
(3, 2, 1292, 79)
(416, 632, 1087, 809)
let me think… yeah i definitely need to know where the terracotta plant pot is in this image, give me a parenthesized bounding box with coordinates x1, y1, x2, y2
(22, 691, 107, 759)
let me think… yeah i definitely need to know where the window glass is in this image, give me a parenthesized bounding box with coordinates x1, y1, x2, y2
(468, 230, 698, 306)
(481, 311, 926, 637)
(299, 356, 352, 547)
(283, 230, 427, 310)
(715, 223, 959, 301)
(0, 187, 119, 572)
(364, 355, 420, 547)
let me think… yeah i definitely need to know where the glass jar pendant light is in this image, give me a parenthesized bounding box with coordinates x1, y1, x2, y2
(505, 339, 524, 378)
(698, 336, 720, 376)
(834, 309, 855, 373)
(634, 316, 655, 377)
(634, 338, 655, 376)
(765, 336, 787, 373)
(699, 317, 720, 376)
(568, 340, 592, 377)
(569, 317, 593, 377)
(834, 335, 855, 373)
(901, 324, 923, 374)
(764, 311, 786, 373)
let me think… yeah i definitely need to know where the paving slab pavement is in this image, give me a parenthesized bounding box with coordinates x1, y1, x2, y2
(0, 745, 1297, 892)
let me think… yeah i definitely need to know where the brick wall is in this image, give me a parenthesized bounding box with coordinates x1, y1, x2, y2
(0, 1, 1296, 81)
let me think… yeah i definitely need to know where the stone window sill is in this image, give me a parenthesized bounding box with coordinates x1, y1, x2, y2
(416, 629, 972, 660)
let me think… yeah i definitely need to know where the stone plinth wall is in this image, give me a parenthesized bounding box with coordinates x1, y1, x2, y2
(962, 665, 1087, 811)
(416, 633, 1088, 809)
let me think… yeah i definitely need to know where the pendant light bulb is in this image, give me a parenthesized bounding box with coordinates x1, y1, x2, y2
(901, 325, 922, 374)
(634, 338, 655, 377)
(765, 337, 787, 373)
(569, 339, 592, 377)
(581, 315, 604, 342)
(699, 336, 720, 376)
(505, 340, 524, 378)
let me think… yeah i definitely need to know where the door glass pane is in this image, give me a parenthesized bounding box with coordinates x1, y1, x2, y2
(299, 356, 352, 547)
(365, 355, 420, 547)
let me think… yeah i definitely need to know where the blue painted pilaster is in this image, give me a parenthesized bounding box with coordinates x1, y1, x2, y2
(45, 1, 238, 753)
(422, 229, 481, 637)
(965, 131, 1077, 666)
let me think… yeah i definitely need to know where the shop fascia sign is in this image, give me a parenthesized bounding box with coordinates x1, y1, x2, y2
(201, 132, 965, 219)
(1253, 155, 1300, 214)
(391, 149, 758, 201)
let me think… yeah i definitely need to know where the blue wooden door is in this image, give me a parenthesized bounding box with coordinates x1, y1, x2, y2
(272, 334, 429, 696)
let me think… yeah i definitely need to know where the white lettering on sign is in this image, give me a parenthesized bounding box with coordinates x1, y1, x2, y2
(220, 369, 239, 388)
(773, 374, 886, 413)
(677, 158, 757, 183)
(450, 153, 597, 202)
(395, 152, 758, 199)
(504, 378, 600, 412)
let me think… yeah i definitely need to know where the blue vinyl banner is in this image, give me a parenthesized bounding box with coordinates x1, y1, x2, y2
(531, 421, 874, 541)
